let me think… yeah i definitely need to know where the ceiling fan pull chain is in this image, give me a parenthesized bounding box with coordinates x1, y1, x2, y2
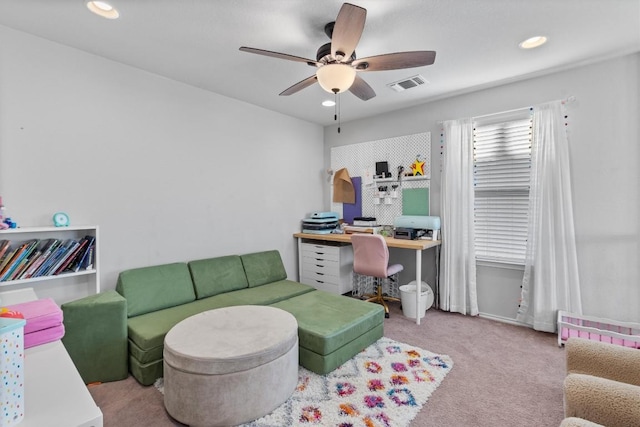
(337, 93, 341, 134)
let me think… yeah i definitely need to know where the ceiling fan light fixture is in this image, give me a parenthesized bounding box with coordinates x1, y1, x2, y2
(86, 1, 120, 19)
(316, 64, 356, 94)
(519, 36, 547, 49)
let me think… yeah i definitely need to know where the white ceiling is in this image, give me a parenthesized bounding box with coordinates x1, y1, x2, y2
(1, 0, 639, 126)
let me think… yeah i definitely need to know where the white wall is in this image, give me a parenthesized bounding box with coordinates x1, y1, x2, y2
(0, 26, 325, 302)
(324, 53, 640, 323)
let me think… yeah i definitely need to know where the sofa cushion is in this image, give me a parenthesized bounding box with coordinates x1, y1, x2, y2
(270, 290, 384, 356)
(127, 280, 315, 364)
(198, 280, 315, 308)
(240, 250, 288, 287)
(127, 301, 222, 364)
(188, 255, 248, 299)
(117, 263, 196, 317)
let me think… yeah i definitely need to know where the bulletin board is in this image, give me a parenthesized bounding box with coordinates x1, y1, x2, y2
(330, 132, 431, 226)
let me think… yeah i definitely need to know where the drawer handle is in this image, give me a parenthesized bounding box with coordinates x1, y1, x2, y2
(315, 264, 324, 268)
(314, 252, 325, 255)
(316, 280, 325, 284)
(316, 272, 324, 276)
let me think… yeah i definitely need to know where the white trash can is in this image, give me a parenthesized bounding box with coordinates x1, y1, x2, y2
(399, 281, 434, 319)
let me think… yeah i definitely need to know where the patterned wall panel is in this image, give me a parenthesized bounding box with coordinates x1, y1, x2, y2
(330, 132, 431, 226)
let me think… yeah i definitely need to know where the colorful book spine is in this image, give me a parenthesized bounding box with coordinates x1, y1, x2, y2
(53, 239, 86, 275)
(33, 240, 68, 277)
(65, 236, 92, 273)
(15, 244, 44, 280)
(0, 240, 38, 281)
(81, 242, 95, 270)
(6, 239, 42, 280)
(0, 246, 17, 273)
(75, 236, 96, 271)
(0, 240, 10, 261)
(23, 239, 59, 279)
(42, 239, 77, 276)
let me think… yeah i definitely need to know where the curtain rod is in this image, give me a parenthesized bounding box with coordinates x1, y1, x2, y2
(437, 96, 575, 125)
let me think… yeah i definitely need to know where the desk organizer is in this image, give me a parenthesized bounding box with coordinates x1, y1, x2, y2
(557, 310, 640, 349)
(6, 298, 64, 349)
(0, 317, 26, 426)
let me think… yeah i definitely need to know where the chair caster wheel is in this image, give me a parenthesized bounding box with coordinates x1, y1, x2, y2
(385, 313, 390, 319)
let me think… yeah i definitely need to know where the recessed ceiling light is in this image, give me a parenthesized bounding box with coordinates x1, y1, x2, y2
(86, 1, 120, 19)
(322, 100, 336, 107)
(519, 36, 547, 49)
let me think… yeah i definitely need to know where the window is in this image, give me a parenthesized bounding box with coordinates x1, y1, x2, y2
(473, 112, 532, 264)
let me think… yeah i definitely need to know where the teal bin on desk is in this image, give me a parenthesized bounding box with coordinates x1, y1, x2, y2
(0, 317, 26, 426)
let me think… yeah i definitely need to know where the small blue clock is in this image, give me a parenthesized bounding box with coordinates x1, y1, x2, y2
(53, 212, 70, 227)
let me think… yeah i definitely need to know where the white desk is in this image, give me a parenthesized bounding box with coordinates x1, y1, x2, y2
(293, 233, 441, 325)
(0, 288, 103, 427)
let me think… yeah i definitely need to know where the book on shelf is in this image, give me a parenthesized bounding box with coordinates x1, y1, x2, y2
(80, 241, 95, 270)
(47, 239, 81, 276)
(0, 231, 97, 282)
(7, 256, 31, 281)
(33, 239, 71, 277)
(0, 239, 38, 281)
(42, 239, 77, 276)
(14, 240, 49, 280)
(7, 239, 43, 280)
(0, 248, 16, 274)
(56, 236, 90, 275)
(23, 239, 60, 279)
(67, 236, 95, 273)
(0, 240, 10, 261)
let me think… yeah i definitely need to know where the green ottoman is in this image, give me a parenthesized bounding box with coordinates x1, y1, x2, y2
(61, 290, 128, 384)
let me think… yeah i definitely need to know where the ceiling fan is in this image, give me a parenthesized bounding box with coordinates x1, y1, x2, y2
(239, 2, 436, 101)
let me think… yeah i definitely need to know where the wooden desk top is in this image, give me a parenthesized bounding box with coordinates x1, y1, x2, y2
(293, 232, 441, 250)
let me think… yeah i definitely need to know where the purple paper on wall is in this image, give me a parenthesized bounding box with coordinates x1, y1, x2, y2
(343, 176, 362, 224)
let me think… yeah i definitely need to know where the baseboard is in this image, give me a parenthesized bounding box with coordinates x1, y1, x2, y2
(478, 312, 530, 328)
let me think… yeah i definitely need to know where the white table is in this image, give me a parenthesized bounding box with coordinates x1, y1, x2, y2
(0, 288, 103, 427)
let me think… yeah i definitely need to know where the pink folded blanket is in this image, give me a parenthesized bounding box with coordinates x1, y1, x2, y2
(6, 298, 64, 348)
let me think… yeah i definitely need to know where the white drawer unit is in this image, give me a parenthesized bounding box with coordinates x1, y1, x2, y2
(299, 241, 353, 295)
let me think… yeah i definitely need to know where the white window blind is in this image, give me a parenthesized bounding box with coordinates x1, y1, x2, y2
(473, 115, 532, 264)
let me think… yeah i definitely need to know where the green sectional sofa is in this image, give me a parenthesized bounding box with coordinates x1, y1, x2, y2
(64, 249, 384, 386)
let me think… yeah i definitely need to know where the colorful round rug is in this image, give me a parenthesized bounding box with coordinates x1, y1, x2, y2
(156, 337, 453, 427)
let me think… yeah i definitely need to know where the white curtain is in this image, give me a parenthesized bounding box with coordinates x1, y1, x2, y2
(440, 118, 478, 315)
(517, 101, 582, 332)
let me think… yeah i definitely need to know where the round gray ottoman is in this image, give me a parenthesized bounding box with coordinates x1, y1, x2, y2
(163, 305, 299, 426)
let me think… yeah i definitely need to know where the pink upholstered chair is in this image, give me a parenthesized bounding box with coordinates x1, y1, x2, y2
(351, 234, 403, 318)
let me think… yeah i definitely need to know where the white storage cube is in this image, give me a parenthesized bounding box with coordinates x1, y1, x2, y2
(0, 317, 26, 426)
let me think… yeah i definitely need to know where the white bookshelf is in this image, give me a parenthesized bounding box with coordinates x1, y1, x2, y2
(0, 226, 99, 301)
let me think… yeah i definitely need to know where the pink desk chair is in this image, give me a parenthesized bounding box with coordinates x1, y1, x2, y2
(351, 234, 403, 318)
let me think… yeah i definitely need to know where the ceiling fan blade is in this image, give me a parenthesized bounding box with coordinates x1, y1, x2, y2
(279, 75, 318, 96)
(331, 3, 366, 62)
(349, 75, 376, 101)
(239, 47, 320, 67)
(352, 51, 436, 71)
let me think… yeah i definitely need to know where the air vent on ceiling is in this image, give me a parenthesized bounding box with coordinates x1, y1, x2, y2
(387, 74, 428, 92)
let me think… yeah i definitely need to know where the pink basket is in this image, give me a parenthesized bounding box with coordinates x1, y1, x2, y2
(557, 310, 640, 348)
